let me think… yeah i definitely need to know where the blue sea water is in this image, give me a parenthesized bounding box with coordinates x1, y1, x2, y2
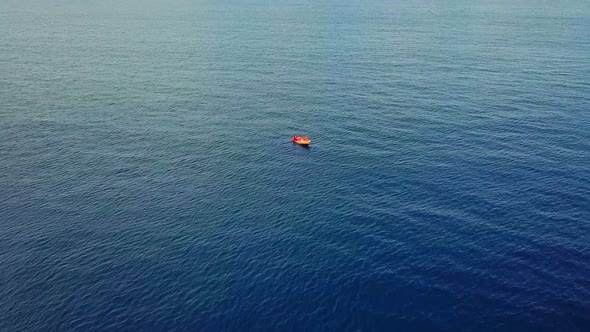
(1, 0, 590, 331)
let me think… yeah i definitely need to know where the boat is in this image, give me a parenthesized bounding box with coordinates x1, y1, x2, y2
(292, 136, 311, 145)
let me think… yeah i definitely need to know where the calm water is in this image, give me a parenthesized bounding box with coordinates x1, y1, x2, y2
(1, 0, 589, 331)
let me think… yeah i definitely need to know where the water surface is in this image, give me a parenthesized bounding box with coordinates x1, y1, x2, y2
(1, 0, 589, 331)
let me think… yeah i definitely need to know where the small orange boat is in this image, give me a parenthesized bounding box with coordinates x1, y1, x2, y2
(292, 136, 311, 145)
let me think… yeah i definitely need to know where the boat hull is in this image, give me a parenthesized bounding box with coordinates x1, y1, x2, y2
(292, 136, 311, 145)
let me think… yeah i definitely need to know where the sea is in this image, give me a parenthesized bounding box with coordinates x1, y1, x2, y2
(1, 0, 589, 331)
